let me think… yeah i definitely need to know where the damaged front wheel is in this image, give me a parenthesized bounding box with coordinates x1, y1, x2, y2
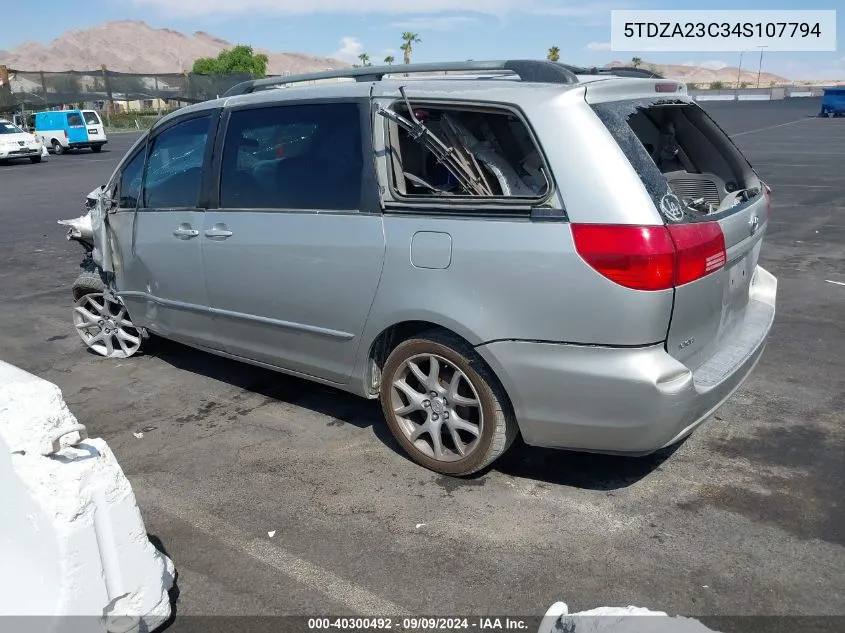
(73, 292, 142, 358)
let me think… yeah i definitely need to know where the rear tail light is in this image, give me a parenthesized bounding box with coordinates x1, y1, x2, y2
(764, 185, 772, 218)
(64, 130, 68, 138)
(572, 222, 726, 291)
(666, 222, 726, 286)
(571, 225, 676, 291)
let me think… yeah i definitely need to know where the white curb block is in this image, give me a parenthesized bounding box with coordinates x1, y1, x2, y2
(538, 602, 721, 632)
(0, 361, 175, 632)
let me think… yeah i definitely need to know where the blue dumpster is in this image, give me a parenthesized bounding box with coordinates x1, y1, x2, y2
(819, 87, 845, 117)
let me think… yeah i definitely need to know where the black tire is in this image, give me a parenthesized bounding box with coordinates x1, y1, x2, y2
(379, 329, 517, 476)
(52, 140, 64, 155)
(91, 145, 103, 153)
(30, 156, 42, 164)
(72, 266, 105, 301)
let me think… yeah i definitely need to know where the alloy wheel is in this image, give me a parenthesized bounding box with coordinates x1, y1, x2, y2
(389, 353, 483, 462)
(72, 293, 142, 358)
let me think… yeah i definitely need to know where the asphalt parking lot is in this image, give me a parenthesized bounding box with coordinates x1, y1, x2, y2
(1, 99, 843, 629)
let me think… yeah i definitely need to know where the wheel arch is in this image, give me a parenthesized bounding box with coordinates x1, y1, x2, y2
(362, 318, 512, 409)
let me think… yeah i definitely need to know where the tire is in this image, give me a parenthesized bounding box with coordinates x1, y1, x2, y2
(72, 266, 105, 301)
(91, 145, 103, 153)
(52, 140, 64, 155)
(30, 156, 42, 164)
(71, 265, 144, 358)
(379, 329, 517, 476)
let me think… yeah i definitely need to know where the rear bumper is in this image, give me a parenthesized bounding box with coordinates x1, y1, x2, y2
(475, 266, 777, 455)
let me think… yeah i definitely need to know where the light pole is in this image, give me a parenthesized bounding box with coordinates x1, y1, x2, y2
(736, 50, 745, 88)
(756, 45, 768, 88)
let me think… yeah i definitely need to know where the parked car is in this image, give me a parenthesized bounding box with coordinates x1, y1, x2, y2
(61, 60, 776, 476)
(819, 87, 845, 117)
(34, 109, 107, 154)
(0, 119, 45, 164)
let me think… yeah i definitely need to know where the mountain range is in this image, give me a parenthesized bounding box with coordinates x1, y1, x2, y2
(605, 61, 789, 88)
(0, 20, 348, 75)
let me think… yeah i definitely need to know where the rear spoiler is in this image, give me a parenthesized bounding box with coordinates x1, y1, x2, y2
(562, 65, 665, 79)
(583, 79, 689, 104)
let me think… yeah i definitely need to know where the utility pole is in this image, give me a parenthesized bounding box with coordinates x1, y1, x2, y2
(756, 45, 767, 88)
(0, 65, 11, 109)
(101, 65, 113, 127)
(736, 51, 744, 89)
(154, 76, 162, 117)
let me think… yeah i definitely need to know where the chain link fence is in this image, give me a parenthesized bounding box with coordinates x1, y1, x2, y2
(0, 67, 256, 128)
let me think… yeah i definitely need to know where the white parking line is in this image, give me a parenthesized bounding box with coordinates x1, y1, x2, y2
(764, 183, 839, 188)
(134, 483, 408, 616)
(731, 118, 813, 138)
(42, 158, 115, 164)
(825, 280, 845, 287)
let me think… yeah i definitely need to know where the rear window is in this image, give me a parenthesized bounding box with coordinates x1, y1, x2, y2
(83, 111, 101, 125)
(592, 99, 764, 222)
(67, 113, 84, 127)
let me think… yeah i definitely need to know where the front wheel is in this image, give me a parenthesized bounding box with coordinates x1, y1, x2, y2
(29, 156, 42, 164)
(71, 270, 142, 358)
(380, 330, 517, 476)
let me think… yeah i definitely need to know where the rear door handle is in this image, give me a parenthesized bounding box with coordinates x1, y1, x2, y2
(173, 225, 199, 239)
(205, 224, 233, 240)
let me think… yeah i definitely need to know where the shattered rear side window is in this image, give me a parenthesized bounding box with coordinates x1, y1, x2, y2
(591, 101, 672, 209)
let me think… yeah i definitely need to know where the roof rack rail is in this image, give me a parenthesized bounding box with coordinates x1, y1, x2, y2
(562, 65, 665, 79)
(222, 59, 580, 96)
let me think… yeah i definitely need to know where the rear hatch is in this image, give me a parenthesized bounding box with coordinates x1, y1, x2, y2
(588, 88, 771, 371)
(82, 111, 107, 141)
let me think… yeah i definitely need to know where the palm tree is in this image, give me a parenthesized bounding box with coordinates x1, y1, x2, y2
(384, 55, 395, 65)
(401, 32, 421, 65)
(547, 46, 560, 63)
(358, 52, 371, 67)
(631, 56, 643, 68)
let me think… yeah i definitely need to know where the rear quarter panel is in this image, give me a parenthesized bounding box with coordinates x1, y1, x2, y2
(520, 88, 665, 226)
(362, 214, 674, 348)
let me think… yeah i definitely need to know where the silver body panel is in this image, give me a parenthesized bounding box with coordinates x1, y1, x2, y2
(80, 73, 776, 456)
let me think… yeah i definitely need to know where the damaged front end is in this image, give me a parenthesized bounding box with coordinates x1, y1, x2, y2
(58, 185, 144, 359)
(57, 186, 107, 258)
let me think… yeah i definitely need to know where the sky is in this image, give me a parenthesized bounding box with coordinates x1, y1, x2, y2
(0, 0, 842, 80)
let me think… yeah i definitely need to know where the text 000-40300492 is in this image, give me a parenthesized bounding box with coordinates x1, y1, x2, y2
(610, 9, 837, 52)
(306, 617, 532, 630)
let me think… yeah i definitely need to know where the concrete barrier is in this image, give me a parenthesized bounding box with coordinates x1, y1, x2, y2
(738, 94, 772, 101)
(0, 361, 175, 632)
(538, 602, 720, 632)
(695, 95, 736, 101)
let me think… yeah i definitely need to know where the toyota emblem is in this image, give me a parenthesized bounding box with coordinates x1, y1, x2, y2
(660, 194, 685, 222)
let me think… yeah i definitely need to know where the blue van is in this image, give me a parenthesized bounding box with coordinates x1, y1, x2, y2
(34, 109, 108, 154)
(819, 87, 845, 117)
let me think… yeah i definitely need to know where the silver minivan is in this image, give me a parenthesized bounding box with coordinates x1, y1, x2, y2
(63, 60, 776, 476)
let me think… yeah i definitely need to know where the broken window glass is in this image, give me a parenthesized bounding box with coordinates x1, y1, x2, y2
(379, 92, 549, 200)
(592, 99, 763, 220)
